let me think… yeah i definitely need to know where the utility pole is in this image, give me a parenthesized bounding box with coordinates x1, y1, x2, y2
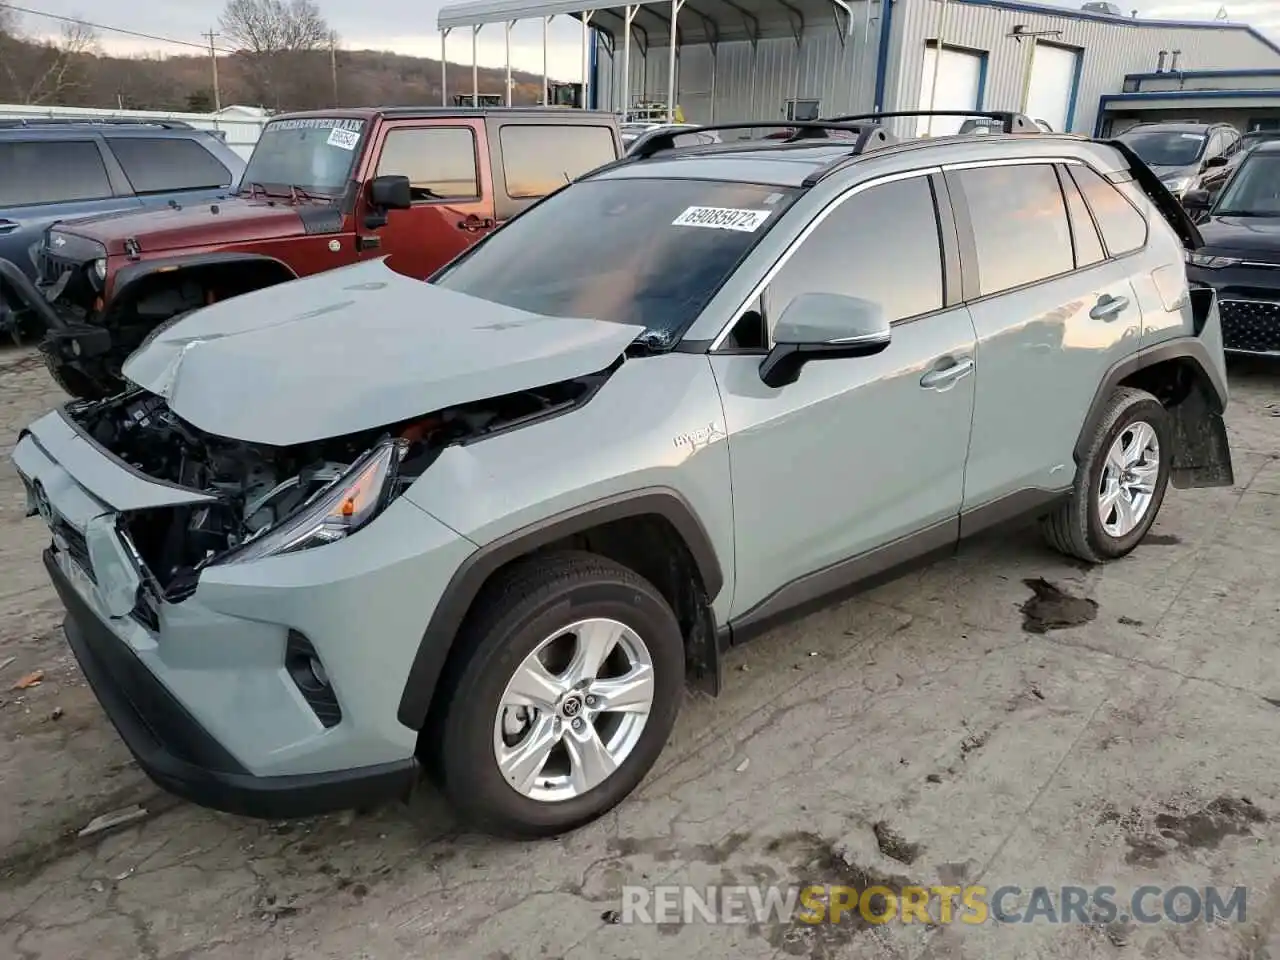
(330, 32, 339, 106)
(205, 30, 221, 111)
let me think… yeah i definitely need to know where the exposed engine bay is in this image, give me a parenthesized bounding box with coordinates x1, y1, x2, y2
(67, 368, 612, 602)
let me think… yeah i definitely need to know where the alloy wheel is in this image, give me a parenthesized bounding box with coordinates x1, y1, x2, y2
(1097, 420, 1161, 538)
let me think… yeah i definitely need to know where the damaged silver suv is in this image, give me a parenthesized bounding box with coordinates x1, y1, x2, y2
(13, 112, 1234, 838)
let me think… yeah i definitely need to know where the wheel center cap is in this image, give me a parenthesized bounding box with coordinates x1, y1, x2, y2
(561, 695, 583, 718)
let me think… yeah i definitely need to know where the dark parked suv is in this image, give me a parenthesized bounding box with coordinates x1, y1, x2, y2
(0, 119, 246, 341)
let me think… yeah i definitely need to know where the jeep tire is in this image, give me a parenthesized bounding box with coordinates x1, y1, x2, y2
(39, 346, 121, 401)
(433, 551, 684, 839)
(1042, 386, 1172, 563)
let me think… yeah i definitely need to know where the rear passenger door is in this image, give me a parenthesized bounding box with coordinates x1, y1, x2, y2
(104, 136, 236, 205)
(486, 120, 620, 226)
(0, 138, 138, 282)
(951, 159, 1144, 517)
(363, 120, 495, 279)
(711, 172, 979, 620)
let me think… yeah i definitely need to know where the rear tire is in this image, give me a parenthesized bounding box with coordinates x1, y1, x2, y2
(1041, 386, 1171, 563)
(433, 551, 684, 839)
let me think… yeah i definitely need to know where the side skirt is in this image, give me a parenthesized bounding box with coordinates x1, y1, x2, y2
(711, 487, 1069, 656)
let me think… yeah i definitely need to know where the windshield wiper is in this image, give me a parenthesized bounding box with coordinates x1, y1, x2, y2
(240, 181, 269, 199)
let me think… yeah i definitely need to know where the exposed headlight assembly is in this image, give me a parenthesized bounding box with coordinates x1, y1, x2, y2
(216, 438, 407, 565)
(1163, 176, 1193, 194)
(1185, 251, 1242, 269)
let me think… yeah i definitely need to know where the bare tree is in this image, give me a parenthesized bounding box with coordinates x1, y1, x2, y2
(0, 11, 99, 105)
(219, 0, 330, 107)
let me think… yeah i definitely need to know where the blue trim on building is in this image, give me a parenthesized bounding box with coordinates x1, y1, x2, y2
(1095, 88, 1280, 135)
(872, 0, 896, 112)
(976, 50, 988, 109)
(589, 27, 599, 109)
(1125, 69, 1280, 82)
(1064, 44, 1084, 132)
(951, 0, 1280, 57)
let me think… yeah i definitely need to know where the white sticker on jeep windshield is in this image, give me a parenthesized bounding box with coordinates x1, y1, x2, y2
(672, 206, 772, 232)
(326, 127, 360, 150)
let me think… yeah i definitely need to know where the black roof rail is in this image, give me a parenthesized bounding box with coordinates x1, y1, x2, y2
(821, 109, 1039, 134)
(0, 117, 196, 130)
(627, 120, 897, 160)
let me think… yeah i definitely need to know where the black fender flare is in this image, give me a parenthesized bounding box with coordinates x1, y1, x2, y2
(1073, 334, 1229, 464)
(109, 252, 298, 311)
(396, 487, 725, 731)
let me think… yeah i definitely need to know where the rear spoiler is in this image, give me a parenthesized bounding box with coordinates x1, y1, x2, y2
(1103, 139, 1204, 251)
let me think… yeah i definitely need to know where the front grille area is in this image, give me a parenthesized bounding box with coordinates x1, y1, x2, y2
(1219, 299, 1280, 354)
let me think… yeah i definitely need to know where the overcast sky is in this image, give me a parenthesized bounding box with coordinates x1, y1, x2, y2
(11, 0, 1280, 84)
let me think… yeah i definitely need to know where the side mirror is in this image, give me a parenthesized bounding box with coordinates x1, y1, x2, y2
(1182, 188, 1212, 210)
(1204, 155, 1228, 169)
(369, 174, 412, 210)
(758, 293, 891, 388)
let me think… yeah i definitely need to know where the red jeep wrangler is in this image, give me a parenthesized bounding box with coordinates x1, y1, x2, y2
(10, 107, 621, 398)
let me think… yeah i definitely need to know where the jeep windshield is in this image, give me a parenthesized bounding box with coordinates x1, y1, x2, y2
(431, 177, 799, 347)
(239, 117, 364, 197)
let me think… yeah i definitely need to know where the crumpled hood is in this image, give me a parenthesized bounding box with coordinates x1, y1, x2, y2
(121, 258, 644, 446)
(61, 195, 308, 255)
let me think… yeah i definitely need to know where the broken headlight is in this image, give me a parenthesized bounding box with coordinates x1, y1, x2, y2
(216, 439, 407, 565)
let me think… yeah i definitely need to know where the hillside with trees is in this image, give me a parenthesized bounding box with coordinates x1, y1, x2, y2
(0, 0, 551, 113)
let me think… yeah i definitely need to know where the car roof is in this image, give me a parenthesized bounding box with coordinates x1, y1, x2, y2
(1252, 139, 1280, 153)
(593, 131, 1122, 189)
(270, 106, 617, 123)
(1120, 121, 1219, 134)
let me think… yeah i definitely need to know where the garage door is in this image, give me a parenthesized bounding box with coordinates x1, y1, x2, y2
(1025, 43, 1079, 133)
(917, 46, 983, 136)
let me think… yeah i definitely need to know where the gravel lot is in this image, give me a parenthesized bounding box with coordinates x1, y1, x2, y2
(0, 345, 1278, 960)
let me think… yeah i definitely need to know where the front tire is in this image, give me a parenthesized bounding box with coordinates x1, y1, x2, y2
(1041, 386, 1171, 563)
(434, 551, 684, 839)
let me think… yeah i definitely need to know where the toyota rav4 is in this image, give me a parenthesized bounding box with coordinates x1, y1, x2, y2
(12, 112, 1234, 839)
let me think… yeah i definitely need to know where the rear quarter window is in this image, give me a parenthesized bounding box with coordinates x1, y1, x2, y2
(498, 124, 618, 198)
(106, 137, 234, 193)
(1069, 165, 1148, 256)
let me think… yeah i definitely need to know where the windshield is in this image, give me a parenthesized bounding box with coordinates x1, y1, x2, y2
(240, 117, 365, 195)
(1117, 129, 1206, 167)
(1213, 153, 1280, 216)
(432, 177, 798, 346)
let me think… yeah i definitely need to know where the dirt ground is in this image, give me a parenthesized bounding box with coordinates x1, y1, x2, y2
(1, 345, 1279, 960)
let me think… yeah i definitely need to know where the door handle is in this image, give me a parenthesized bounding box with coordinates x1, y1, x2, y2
(457, 217, 495, 232)
(920, 356, 974, 389)
(1090, 294, 1129, 321)
(0, 220, 19, 235)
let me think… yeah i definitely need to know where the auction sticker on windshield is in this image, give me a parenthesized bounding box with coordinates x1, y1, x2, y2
(672, 206, 773, 232)
(326, 127, 360, 150)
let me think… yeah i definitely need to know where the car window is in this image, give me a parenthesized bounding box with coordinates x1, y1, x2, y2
(498, 125, 617, 198)
(954, 163, 1074, 296)
(763, 175, 944, 339)
(0, 140, 112, 206)
(432, 177, 798, 347)
(1116, 129, 1206, 166)
(106, 137, 233, 194)
(1068, 165, 1147, 257)
(1205, 132, 1225, 160)
(1057, 166, 1105, 268)
(377, 127, 479, 200)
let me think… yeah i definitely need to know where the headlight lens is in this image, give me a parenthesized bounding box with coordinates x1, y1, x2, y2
(217, 439, 407, 565)
(1185, 251, 1241, 269)
(1164, 176, 1192, 194)
(92, 258, 107, 282)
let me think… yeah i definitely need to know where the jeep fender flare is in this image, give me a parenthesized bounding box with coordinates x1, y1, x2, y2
(396, 488, 725, 731)
(109, 252, 298, 312)
(1074, 335, 1229, 463)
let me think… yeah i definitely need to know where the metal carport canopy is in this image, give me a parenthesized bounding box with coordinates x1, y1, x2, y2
(437, 0, 855, 122)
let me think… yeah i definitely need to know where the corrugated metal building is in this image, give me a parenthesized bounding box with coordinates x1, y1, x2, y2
(437, 0, 1280, 136)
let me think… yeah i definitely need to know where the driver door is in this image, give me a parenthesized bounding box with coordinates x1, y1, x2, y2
(708, 172, 979, 622)
(361, 120, 495, 279)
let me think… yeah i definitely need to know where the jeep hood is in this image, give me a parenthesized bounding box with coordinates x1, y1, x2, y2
(60, 195, 311, 254)
(121, 258, 644, 446)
